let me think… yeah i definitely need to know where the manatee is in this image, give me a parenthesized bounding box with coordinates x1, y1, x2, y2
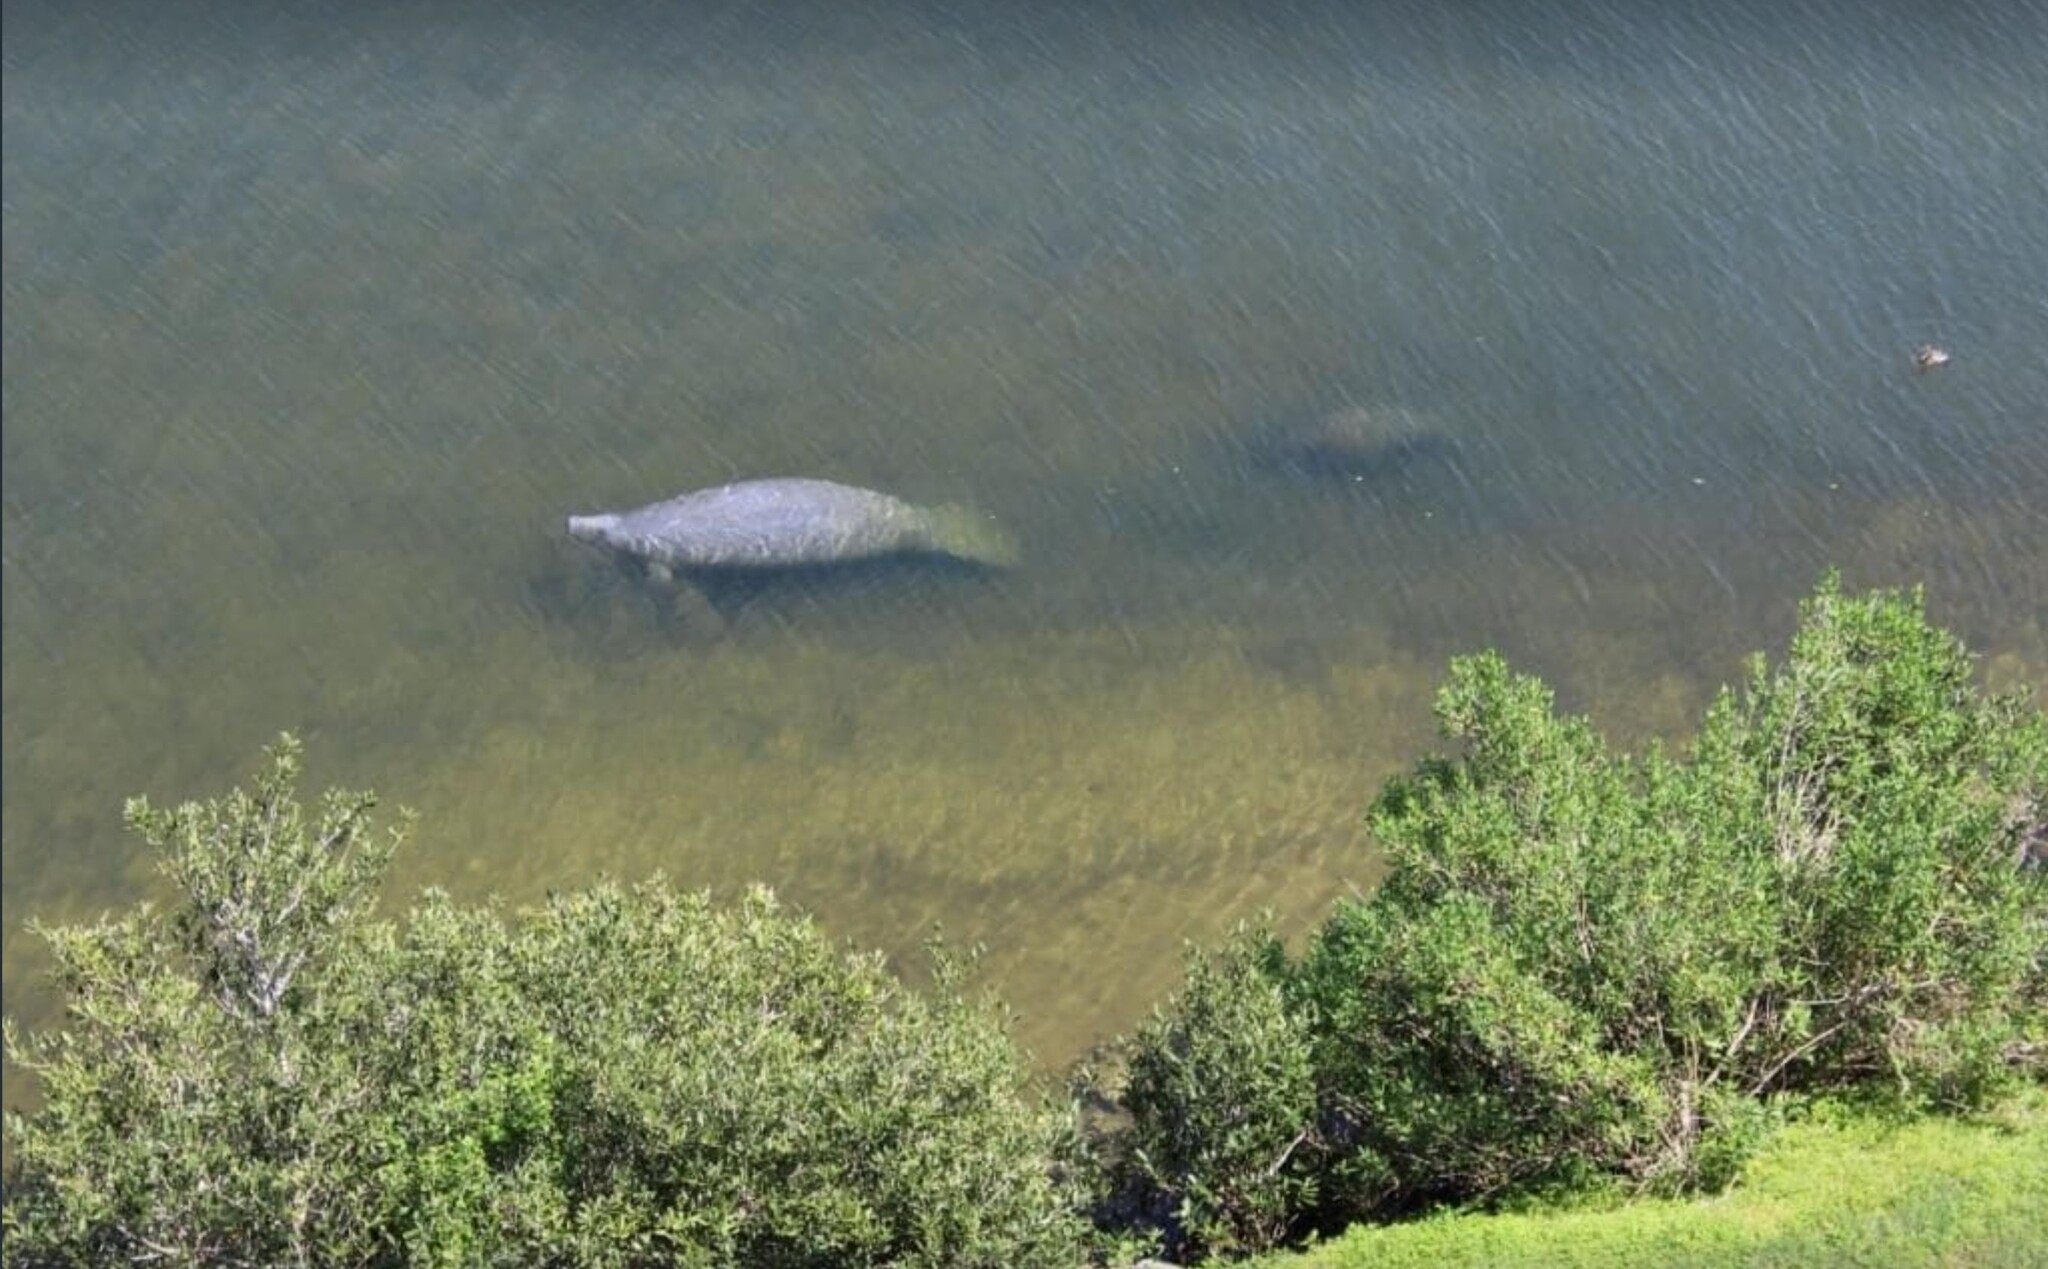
(1258, 405, 1455, 482)
(567, 477, 1018, 580)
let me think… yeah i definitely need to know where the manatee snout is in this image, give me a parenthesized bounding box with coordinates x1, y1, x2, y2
(565, 513, 619, 548)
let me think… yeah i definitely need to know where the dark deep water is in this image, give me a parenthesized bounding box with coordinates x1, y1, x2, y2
(5, 0, 2045, 1084)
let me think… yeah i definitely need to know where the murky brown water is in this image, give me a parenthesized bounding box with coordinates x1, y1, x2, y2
(6, 0, 2045, 1100)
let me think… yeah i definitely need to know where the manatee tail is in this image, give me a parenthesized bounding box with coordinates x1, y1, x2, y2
(917, 503, 1020, 568)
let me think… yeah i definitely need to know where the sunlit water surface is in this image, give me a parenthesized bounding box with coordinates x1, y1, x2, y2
(5, 0, 2044, 1090)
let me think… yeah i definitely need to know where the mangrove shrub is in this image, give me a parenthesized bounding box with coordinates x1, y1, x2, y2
(1109, 926, 1318, 1261)
(1120, 578, 2046, 1247)
(2, 737, 1092, 1268)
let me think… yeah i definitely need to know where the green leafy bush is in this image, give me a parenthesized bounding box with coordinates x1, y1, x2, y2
(1109, 926, 1319, 1261)
(1108, 578, 2044, 1256)
(1296, 578, 2046, 1208)
(3, 737, 1092, 1268)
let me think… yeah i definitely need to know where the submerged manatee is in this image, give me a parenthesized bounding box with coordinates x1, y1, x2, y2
(567, 477, 1018, 580)
(1259, 405, 1454, 481)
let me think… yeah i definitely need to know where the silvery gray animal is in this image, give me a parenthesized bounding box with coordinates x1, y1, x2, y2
(567, 477, 1018, 582)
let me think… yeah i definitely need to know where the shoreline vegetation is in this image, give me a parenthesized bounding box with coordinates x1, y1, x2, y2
(4, 576, 2042, 1267)
(1257, 1088, 2048, 1268)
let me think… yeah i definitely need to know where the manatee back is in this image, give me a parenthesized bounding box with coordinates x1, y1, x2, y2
(571, 478, 931, 569)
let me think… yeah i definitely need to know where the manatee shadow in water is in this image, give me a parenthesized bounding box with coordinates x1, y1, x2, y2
(526, 543, 1006, 640)
(684, 553, 1002, 613)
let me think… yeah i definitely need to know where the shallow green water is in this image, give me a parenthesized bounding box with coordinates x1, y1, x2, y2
(5, 0, 2045, 1082)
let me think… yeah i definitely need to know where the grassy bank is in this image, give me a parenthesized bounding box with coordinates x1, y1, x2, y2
(1260, 1092, 2047, 1269)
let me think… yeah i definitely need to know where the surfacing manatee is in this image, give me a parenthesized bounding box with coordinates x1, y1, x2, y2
(567, 477, 1018, 579)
